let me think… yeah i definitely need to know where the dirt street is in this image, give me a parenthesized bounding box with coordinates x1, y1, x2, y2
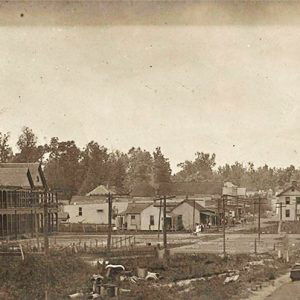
(266, 280, 300, 300)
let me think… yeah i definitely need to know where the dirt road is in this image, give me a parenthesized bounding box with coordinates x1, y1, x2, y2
(266, 279, 300, 300)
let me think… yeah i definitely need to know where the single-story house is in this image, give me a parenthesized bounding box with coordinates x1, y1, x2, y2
(172, 200, 216, 230)
(119, 199, 217, 231)
(140, 201, 181, 231)
(119, 202, 152, 230)
(63, 196, 128, 224)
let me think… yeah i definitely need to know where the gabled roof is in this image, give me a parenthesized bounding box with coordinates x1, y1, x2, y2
(184, 200, 206, 211)
(86, 185, 116, 196)
(0, 163, 46, 189)
(124, 202, 152, 214)
(153, 200, 183, 213)
(276, 185, 300, 197)
(0, 168, 34, 189)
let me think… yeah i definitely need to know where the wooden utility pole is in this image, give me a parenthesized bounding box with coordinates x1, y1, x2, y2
(155, 195, 175, 260)
(163, 195, 167, 253)
(258, 196, 261, 241)
(107, 193, 112, 252)
(157, 198, 162, 241)
(253, 195, 268, 241)
(236, 196, 239, 222)
(43, 192, 49, 256)
(192, 199, 196, 231)
(222, 195, 226, 256)
(217, 198, 220, 231)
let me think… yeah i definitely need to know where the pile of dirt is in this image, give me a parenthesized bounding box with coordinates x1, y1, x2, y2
(0, 252, 94, 299)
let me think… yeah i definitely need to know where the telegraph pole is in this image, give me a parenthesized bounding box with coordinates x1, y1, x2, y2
(253, 194, 268, 241)
(163, 195, 167, 254)
(222, 195, 226, 256)
(258, 196, 261, 241)
(107, 193, 112, 252)
(295, 200, 298, 222)
(155, 195, 175, 261)
(157, 198, 162, 241)
(192, 199, 196, 231)
(217, 197, 220, 231)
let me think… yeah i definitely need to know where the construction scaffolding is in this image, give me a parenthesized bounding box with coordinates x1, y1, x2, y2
(0, 189, 58, 240)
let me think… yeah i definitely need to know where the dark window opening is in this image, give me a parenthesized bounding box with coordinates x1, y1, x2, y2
(150, 215, 154, 226)
(286, 209, 290, 218)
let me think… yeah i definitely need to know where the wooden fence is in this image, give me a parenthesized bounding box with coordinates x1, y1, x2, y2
(59, 223, 109, 233)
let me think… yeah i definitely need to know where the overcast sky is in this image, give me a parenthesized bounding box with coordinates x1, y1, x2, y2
(1, 1, 300, 172)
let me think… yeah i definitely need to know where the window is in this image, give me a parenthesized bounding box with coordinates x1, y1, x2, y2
(79, 207, 83, 216)
(285, 197, 290, 205)
(130, 215, 136, 225)
(286, 209, 290, 218)
(150, 215, 154, 226)
(296, 197, 300, 204)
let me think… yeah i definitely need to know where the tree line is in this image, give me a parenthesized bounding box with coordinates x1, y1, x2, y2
(0, 127, 297, 198)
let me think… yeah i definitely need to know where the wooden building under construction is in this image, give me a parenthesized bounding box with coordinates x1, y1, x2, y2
(0, 163, 58, 240)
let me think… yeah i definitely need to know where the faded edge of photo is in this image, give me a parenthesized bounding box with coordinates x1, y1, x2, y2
(1, 0, 300, 26)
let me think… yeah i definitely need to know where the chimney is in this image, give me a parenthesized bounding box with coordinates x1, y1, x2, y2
(292, 180, 297, 188)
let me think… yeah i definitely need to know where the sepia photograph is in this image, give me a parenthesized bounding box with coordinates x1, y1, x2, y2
(1, 0, 300, 299)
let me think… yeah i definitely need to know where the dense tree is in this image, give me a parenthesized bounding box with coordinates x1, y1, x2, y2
(107, 151, 128, 194)
(218, 162, 246, 186)
(153, 147, 172, 194)
(44, 138, 81, 196)
(176, 152, 216, 182)
(0, 132, 13, 162)
(3, 126, 300, 196)
(126, 147, 153, 189)
(13, 127, 46, 163)
(78, 141, 109, 195)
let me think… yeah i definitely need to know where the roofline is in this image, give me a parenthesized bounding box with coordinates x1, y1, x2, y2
(276, 185, 300, 197)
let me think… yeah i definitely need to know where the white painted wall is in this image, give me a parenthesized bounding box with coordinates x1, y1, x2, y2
(140, 205, 162, 231)
(63, 201, 128, 224)
(278, 195, 300, 221)
(172, 202, 200, 230)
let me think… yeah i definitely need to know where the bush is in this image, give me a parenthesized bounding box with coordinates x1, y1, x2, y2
(0, 252, 94, 299)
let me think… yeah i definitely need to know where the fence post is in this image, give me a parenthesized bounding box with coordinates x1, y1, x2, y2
(96, 239, 98, 248)
(254, 238, 257, 254)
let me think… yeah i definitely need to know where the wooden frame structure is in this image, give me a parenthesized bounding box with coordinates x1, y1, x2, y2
(0, 189, 58, 240)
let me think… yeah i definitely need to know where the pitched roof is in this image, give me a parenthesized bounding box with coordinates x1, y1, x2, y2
(0, 168, 33, 188)
(153, 200, 183, 213)
(276, 185, 300, 197)
(124, 202, 151, 214)
(184, 200, 206, 211)
(86, 185, 116, 196)
(0, 163, 46, 189)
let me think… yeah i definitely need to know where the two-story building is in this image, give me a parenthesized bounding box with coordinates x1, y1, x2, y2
(0, 162, 58, 239)
(276, 181, 300, 221)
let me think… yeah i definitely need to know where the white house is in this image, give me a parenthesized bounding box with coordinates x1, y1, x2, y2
(63, 196, 128, 224)
(276, 182, 300, 221)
